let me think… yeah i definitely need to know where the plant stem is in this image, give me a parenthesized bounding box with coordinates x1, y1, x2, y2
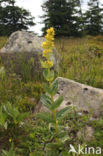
(49, 82, 59, 144)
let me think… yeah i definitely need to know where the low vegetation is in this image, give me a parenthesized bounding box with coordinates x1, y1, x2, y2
(55, 35, 103, 88)
(0, 35, 103, 155)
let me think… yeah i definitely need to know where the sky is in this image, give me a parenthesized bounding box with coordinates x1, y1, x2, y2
(15, 0, 90, 35)
(16, 0, 44, 35)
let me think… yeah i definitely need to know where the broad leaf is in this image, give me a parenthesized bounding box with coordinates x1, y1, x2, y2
(17, 112, 29, 123)
(43, 69, 54, 82)
(41, 94, 52, 110)
(46, 143, 62, 150)
(51, 96, 63, 110)
(59, 135, 69, 143)
(51, 80, 58, 96)
(37, 112, 55, 123)
(43, 80, 58, 96)
(56, 131, 68, 139)
(56, 107, 69, 120)
(0, 113, 7, 125)
(43, 83, 52, 95)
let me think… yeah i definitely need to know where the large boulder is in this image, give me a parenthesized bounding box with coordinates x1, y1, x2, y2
(35, 77, 103, 117)
(0, 30, 60, 74)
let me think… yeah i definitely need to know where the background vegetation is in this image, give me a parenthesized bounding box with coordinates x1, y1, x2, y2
(0, 35, 103, 155)
(0, 0, 103, 155)
(55, 35, 103, 88)
(0, 0, 35, 36)
(42, 0, 103, 36)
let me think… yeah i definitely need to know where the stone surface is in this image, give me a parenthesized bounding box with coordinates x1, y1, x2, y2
(35, 77, 103, 117)
(0, 30, 60, 70)
(77, 126, 94, 142)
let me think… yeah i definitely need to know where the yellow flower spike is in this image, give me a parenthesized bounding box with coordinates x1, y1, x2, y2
(41, 27, 55, 69)
(43, 49, 52, 56)
(46, 60, 53, 68)
(42, 42, 47, 49)
(9, 138, 12, 143)
(46, 27, 55, 35)
(45, 34, 54, 41)
(46, 60, 53, 65)
(41, 60, 53, 69)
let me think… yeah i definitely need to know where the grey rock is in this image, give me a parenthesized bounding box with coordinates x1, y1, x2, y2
(0, 30, 60, 70)
(35, 77, 103, 117)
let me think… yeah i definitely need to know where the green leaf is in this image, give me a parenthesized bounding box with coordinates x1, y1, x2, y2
(3, 103, 19, 118)
(2, 143, 16, 156)
(51, 96, 63, 110)
(59, 135, 69, 143)
(43, 80, 58, 96)
(51, 80, 58, 96)
(43, 83, 52, 95)
(43, 69, 54, 82)
(17, 112, 29, 123)
(61, 151, 70, 156)
(0, 107, 7, 127)
(0, 113, 7, 125)
(46, 143, 62, 150)
(30, 152, 43, 156)
(56, 107, 69, 120)
(41, 60, 53, 69)
(56, 131, 68, 139)
(4, 122, 8, 130)
(41, 94, 52, 110)
(37, 112, 55, 123)
(2, 103, 29, 123)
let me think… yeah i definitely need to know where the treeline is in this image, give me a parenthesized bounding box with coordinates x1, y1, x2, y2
(0, 0, 103, 37)
(42, 0, 103, 36)
(0, 0, 35, 36)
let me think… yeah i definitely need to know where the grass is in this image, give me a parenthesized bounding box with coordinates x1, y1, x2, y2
(0, 37, 8, 49)
(55, 35, 103, 88)
(0, 35, 103, 155)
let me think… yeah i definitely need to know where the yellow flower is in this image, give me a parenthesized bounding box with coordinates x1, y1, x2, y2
(42, 42, 47, 49)
(9, 138, 12, 142)
(41, 27, 55, 69)
(46, 27, 55, 35)
(46, 60, 53, 66)
(45, 60, 53, 68)
(41, 60, 53, 69)
(45, 34, 54, 41)
(49, 41, 54, 48)
(43, 49, 52, 56)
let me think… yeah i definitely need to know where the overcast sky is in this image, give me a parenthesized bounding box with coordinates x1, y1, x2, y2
(16, 0, 44, 35)
(15, 0, 92, 35)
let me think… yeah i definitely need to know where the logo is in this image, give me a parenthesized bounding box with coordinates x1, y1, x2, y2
(69, 144, 102, 155)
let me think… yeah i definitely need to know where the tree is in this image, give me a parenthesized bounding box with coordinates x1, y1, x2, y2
(76, 0, 85, 35)
(84, 0, 103, 35)
(0, 0, 35, 36)
(41, 0, 68, 36)
(41, 0, 84, 36)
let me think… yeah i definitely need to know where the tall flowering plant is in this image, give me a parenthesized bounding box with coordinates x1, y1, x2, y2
(39, 27, 69, 154)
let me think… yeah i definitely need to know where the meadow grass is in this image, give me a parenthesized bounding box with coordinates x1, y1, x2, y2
(55, 35, 103, 88)
(0, 37, 8, 49)
(0, 36, 103, 155)
(1, 35, 103, 88)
